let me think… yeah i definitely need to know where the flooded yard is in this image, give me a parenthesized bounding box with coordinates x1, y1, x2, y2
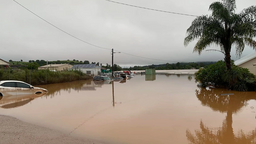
(0, 74, 256, 144)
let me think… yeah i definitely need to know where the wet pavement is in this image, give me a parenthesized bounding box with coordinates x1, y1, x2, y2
(0, 74, 255, 144)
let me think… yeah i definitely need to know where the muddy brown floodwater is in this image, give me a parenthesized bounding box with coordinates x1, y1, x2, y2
(0, 74, 256, 144)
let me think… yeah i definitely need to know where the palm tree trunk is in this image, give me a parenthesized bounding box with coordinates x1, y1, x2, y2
(224, 51, 231, 71)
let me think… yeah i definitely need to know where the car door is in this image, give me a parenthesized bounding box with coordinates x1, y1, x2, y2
(16, 82, 34, 96)
(0, 82, 17, 96)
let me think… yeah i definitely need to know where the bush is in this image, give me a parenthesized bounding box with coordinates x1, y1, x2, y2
(195, 60, 256, 91)
(0, 68, 91, 85)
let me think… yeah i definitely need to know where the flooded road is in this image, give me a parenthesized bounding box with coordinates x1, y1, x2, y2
(0, 75, 256, 144)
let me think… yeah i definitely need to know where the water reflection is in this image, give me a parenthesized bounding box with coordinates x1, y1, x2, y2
(120, 79, 126, 83)
(145, 74, 156, 81)
(188, 75, 193, 81)
(187, 88, 256, 144)
(4, 75, 254, 144)
(0, 92, 46, 109)
(112, 81, 115, 107)
(41, 80, 111, 98)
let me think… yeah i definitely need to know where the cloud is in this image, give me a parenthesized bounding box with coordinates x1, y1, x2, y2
(0, 0, 255, 65)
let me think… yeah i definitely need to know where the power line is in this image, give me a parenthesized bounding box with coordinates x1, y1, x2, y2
(105, 0, 198, 17)
(13, 0, 111, 51)
(12, 0, 174, 63)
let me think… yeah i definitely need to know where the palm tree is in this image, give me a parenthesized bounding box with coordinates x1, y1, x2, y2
(184, 0, 256, 70)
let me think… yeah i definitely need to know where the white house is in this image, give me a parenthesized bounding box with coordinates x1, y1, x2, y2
(234, 53, 256, 75)
(72, 64, 101, 76)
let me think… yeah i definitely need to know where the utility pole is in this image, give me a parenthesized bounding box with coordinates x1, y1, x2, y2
(8, 66, 10, 80)
(111, 49, 120, 79)
(112, 49, 114, 78)
(46, 60, 48, 83)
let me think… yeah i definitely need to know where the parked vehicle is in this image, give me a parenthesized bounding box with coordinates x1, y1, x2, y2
(123, 71, 135, 78)
(120, 73, 127, 79)
(0, 80, 48, 97)
(93, 76, 111, 81)
(112, 77, 123, 82)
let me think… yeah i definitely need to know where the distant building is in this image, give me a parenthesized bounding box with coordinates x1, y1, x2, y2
(72, 64, 101, 76)
(0, 59, 10, 68)
(38, 64, 73, 71)
(234, 53, 256, 75)
(145, 69, 156, 81)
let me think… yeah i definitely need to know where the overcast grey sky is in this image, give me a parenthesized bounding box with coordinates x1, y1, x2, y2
(0, 0, 255, 66)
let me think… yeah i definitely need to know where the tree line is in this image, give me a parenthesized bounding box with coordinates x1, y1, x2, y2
(8, 59, 90, 69)
(124, 62, 216, 70)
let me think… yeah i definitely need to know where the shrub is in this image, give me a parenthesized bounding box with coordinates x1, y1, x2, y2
(0, 68, 92, 85)
(195, 60, 256, 91)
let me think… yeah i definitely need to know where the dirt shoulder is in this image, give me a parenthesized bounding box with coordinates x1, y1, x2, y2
(0, 115, 104, 144)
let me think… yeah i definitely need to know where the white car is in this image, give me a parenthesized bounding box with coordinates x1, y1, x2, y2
(0, 80, 48, 97)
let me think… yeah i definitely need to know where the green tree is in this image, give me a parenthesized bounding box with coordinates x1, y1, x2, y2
(184, 0, 256, 71)
(27, 62, 39, 70)
(113, 64, 122, 71)
(83, 60, 89, 64)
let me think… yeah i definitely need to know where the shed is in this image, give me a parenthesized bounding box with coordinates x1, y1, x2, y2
(234, 53, 256, 75)
(145, 69, 156, 75)
(72, 64, 101, 76)
(38, 64, 73, 71)
(0, 59, 10, 68)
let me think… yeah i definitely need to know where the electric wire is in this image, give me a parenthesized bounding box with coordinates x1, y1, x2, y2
(13, 0, 111, 51)
(105, 0, 198, 17)
(13, 0, 177, 63)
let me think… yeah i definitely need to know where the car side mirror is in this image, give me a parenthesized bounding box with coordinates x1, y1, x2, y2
(30, 86, 34, 89)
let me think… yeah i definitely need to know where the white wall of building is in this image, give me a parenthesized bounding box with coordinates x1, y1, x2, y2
(75, 67, 101, 76)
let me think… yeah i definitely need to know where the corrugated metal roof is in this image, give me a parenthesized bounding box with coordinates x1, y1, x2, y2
(234, 52, 256, 66)
(72, 64, 100, 69)
(40, 64, 71, 68)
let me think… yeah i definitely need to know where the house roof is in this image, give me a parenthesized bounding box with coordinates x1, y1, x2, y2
(234, 52, 256, 66)
(72, 64, 101, 69)
(0, 59, 10, 65)
(39, 64, 71, 68)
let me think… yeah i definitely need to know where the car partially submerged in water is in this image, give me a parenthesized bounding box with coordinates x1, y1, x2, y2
(0, 80, 48, 97)
(93, 76, 111, 81)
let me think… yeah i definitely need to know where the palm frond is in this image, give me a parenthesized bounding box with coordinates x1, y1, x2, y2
(209, 2, 230, 22)
(244, 38, 256, 49)
(240, 6, 256, 21)
(232, 37, 245, 56)
(194, 36, 215, 54)
(184, 15, 210, 46)
(222, 0, 236, 12)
